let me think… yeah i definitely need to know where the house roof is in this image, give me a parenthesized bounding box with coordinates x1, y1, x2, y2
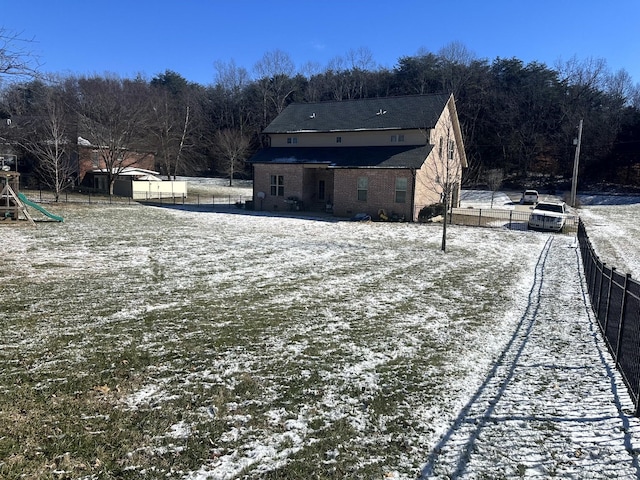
(263, 94, 451, 133)
(249, 145, 433, 169)
(92, 167, 161, 179)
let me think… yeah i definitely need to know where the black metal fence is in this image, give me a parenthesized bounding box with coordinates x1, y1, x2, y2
(448, 207, 579, 234)
(20, 189, 253, 208)
(578, 218, 640, 415)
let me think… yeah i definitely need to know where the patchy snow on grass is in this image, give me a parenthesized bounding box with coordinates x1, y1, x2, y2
(1, 190, 640, 479)
(577, 194, 640, 278)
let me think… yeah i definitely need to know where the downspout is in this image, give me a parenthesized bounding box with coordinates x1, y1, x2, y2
(410, 168, 417, 222)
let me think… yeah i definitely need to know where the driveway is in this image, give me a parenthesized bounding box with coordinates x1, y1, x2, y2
(419, 235, 640, 479)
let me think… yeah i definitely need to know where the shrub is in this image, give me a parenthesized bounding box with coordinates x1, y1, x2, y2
(418, 203, 445, 222)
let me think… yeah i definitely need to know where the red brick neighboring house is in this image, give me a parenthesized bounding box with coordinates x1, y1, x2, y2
(249, 93, 467, 221)
(77, 136, 155, 192)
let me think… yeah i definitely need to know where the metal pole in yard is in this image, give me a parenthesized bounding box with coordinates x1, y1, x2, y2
(570, 119, 583, 208)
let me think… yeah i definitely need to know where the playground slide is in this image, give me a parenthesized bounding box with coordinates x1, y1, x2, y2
(17, 193, 64, 222)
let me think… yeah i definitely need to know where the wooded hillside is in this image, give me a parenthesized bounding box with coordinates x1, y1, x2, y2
(2, 44, 639, 191)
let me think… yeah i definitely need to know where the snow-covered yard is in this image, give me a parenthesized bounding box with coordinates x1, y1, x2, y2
(0, 186, 639, 479)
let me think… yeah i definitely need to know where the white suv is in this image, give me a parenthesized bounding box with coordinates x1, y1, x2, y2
(522, 190, 539, 205)
(528, 201, 567, 232)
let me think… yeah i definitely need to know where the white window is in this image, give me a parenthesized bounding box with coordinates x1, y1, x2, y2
(448, 140, 455, 160)
(270, 175, 284, 196)
(395, 177, 407, 203)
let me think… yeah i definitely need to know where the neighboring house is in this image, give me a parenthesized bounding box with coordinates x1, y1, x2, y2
(77, 137, 187, 199)
(249, 93, 467, 221)
(82, 167, 187, 200)
(77, 136, 156, 186)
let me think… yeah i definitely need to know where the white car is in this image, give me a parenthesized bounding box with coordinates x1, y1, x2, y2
(528, 201, 567, 232)
(522, 190, 539, 205)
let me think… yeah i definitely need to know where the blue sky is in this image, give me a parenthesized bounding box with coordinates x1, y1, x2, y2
(2, 0, 639, 86)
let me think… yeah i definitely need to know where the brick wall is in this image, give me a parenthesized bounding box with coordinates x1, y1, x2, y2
(253, 163, 306, 211)
(77, 147, 156, 182)
(333, 168, 414, 220)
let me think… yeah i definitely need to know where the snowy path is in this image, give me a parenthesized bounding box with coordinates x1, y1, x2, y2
(420, 235, 640, 479)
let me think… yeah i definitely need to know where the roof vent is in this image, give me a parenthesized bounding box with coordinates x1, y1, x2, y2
(376, 109, 387, 115)
(309, 112, 316, 119)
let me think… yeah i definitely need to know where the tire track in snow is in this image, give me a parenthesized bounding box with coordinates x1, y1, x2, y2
(418, 236, 554, 478)
(419, 235, 640, 479)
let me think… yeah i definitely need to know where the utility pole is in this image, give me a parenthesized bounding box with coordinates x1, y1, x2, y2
(570, 119, 583, 208)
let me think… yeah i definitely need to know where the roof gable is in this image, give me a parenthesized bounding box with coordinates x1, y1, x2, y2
(263, 94, 450, 133)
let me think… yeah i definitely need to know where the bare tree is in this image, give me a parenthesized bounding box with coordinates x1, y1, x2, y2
(485, 168, 504, 208)
(417, 121, 464, 252)
(299, 60, 323, 102)
(438, 41, 477, 97)
(253, 50, 297, 125)
(148, 72, 200, 180)
(606, 68, 635, 106)
(213, 59, 252, 132)
(150, 96, 192, 180)
(214, 59, 250, 93)
(212, 129, 250, 186)
(18, 82, 75, 200)
(0, 28, 40, 80)
(75, 75, 152, 194)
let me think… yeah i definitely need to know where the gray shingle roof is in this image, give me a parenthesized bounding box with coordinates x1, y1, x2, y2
(249, 145, 433, 169)
(263, 94, 450, 133)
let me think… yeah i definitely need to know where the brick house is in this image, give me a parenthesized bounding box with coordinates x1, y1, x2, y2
(249, 93, 467, 221)
(77, 136, 156, 192)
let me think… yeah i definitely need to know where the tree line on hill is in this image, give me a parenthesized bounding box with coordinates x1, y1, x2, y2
(1, 32, 639, 195)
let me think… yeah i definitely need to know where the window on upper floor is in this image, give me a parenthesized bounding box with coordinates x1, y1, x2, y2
(390, 134, 405, 143)
(448, 140, 455, 160)
(287, 137, 298, 144)
(336, 136, 342, 144)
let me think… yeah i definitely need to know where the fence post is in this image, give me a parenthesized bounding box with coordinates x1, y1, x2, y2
(595, 262, 606, 314)
(589, 259, 600, 303)
(478, 209, 482, 227)
(603, 267, 615, 332)
(509, 210, 513, 230)
(614, 273, 631, 367)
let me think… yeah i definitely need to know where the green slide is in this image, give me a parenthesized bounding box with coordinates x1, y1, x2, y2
(17, 192, 64, 222)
